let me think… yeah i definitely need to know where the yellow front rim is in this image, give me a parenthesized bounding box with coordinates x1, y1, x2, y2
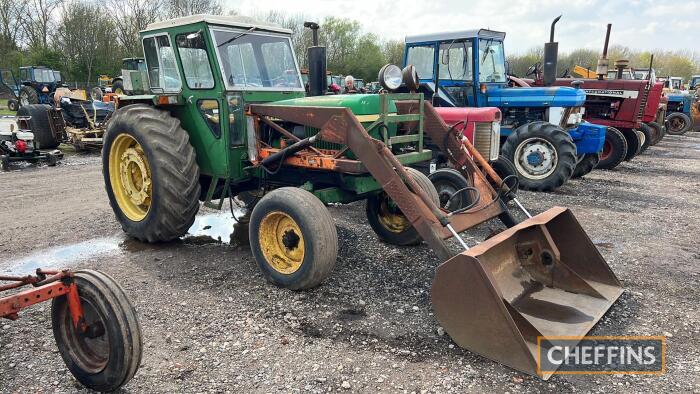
(109, 134, 152, 221)
(259, 212, 305, 274)
(377, 195, 410, 233)
(114, 88, 124, 95)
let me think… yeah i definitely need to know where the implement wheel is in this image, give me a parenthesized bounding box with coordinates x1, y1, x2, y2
(103, 104, 200, 242)
(51, 270, 142, 392)
(666, 112, 691, 135)
(597, 127, 628, 170)
(501, 121, 576, 192)
(250, 187, 338, 290)
(367, 167, 439, 246)
(572, 153, 600, 179)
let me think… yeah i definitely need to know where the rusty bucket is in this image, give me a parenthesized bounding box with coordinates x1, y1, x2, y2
(432, 207, 623, 379)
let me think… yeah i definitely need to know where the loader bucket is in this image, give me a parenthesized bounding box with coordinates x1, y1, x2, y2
(432, 207, 623, 379)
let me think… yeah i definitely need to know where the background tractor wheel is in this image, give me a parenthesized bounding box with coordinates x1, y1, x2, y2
(620, 128, 641, 161)
(428, 168, 473, 212)
(366, 167, 439, 246)
(666, 113, 691, 135)
(102, 104, 200, 242)
(647, 122, 664, 145)
(249, 187, 338, 290)
(16, 104, 59, 149)
(90, 87, 104, 101)
(51, 270, 142, 392)
(7, 99, 18, 111)
(112, 80, 125, 95)
(597, 127, 628, 170)
(638, 124, 653, 153)
(572, 153, 600, 179)
(501, 121, 576, 192)
(19, 85, 39, 106)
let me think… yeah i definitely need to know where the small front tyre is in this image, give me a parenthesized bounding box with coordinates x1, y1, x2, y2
(51, 270, 142, 392)
(572, 153, 600, 178)
(249, 187, 338, 290)
(597, 127, 628, 170)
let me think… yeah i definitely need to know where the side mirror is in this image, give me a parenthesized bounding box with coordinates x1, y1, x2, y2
(441, 48, 449, 65)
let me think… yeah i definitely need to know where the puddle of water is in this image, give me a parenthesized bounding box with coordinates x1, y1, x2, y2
(2, 238, 122, 275)
(183, 209, 247, 245)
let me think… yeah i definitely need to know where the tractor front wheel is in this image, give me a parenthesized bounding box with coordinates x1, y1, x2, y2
(51, 270, 142, 392)
(666, 113, 691, 135)
(501, 121, 576, 192)
(249, 187, 338, 290)
(572, 153, 600, 179)
(638, 124, 653, 153)
(103, 104, 201, 242)
(620, 128, 641, 161)
(646, 122, 664, 145)
(367, 167, 439, 246)
(597, 127, 628, 170)
(7, 99, 18, 111)
(19, 86, 39, 106)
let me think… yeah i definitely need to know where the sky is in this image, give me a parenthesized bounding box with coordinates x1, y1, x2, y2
(224, 0, 699, 55)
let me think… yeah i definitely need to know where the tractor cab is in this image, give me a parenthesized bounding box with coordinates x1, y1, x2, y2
(690, 75, 700, 91)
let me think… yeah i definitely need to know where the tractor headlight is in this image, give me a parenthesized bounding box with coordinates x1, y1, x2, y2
(402, 65, 419, 92)
(378, 64, 403, 91)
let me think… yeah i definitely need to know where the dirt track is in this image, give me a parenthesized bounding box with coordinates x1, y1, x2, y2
(1, 134, 699, 393)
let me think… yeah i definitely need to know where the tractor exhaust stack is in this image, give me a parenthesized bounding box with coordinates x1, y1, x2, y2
(304, 22, 327, 96)
(596, 24, 612, 80)
(543, 15, 561, 86)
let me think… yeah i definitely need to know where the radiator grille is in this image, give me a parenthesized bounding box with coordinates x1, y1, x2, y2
(473, 122, 499, 161)
(305, 126, 345, 151)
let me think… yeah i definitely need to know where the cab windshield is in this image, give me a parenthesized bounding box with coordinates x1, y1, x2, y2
(478, 39, 506, 83)
(34, 69, 55, 83)
(213, 29, 302, 90)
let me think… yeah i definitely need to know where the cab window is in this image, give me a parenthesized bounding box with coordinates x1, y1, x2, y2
(439, 42, 472, 81)
(143, 34, 182, 92)
(478, 39, 506, 83)
(176, 32, 215, 89)
(406, 45, 435, 80)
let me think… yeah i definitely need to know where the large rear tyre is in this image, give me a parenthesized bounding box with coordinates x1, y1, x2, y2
(597, 127, 628, 170)
(51, 270, 142, 392)
(501, 121, 576, 192)
(638, 123, 653, 153)
(620, 128, 641, 161)
(16, 104, 59, 149)
(249, 187, 338, 290)
(572, 153, 600, 178)
(647, 122, 664, 145)
(19, 85, 39, 106)
(428, 168, 473, 212)
(666, 112, 691, 135)
(103, 104, 201, 242)
(367, 167, 439, 246)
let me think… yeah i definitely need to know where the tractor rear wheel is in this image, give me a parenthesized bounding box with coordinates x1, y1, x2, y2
(647, 122, 664, 145)
(638, 124, 653, 153)
(501, 121, 576, 192)
(428, 168, 473, 212)
(7, 99, 18, 111)
(620, 128, 641, 161)
(597, 127, 628, 170)
(103, 104, 200, 242)
(19, 86, 39, 106)
(249, 187, 337, 290)
(366, 167, 439, 246)
(666, 113, 691, 135)
(572, 153, 600, 178)
(17, 104, 59, 149)
(51, 270, 142, 392)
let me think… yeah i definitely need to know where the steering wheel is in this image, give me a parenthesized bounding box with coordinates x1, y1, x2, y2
(526, 62, 541, 77)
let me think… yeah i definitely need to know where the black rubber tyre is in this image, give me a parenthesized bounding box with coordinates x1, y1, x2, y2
(666, 112, 691, 135)
(112, 80, 125, 95)
(487, 156, 524, 227)
(16, 104, 59, 149)
(103, 104, 201, 242)
(249, 187, 338, 290)
(647, 122, 664, 145)
(366, 167, 439, 246)
(0, 155, 9, 171)
(597, 127, 628, 170)
(490, 155, 518, 186)
(7, 99, 18, 111)
(572, 153, 600, 178)
(428, 168, 472, 212)
(19, 85, 39, 106)
(501, 121, 577, 192)
(620, 128, 641, 161)
(638, 124, 653, 153)
(51, 270, 142, 392)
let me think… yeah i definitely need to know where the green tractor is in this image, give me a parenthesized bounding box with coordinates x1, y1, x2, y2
(104, 15, 622, 378)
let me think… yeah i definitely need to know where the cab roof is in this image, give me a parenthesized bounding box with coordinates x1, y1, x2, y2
(144, 14, 292, 34)
(405, 29, 506, 44)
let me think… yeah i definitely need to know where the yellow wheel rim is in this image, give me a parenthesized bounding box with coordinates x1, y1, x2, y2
(114, 87, 124, 95)
(108, 134, 152, 221)
(377, 195, 410, 233)
(258, 212, 305, 274)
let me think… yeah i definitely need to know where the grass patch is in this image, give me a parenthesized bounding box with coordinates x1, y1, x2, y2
(0, 99, 15, 116)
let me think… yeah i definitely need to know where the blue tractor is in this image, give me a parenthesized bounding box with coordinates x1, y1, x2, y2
(402, 20, 606, 191)
(0, 66, 62, 110)
(665, 92, 695, 135)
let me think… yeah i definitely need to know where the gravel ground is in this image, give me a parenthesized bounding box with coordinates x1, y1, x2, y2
(1, 134, 699, 393)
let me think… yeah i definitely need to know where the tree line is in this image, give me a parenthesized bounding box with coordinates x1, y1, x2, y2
(1, 0, 698, 87)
